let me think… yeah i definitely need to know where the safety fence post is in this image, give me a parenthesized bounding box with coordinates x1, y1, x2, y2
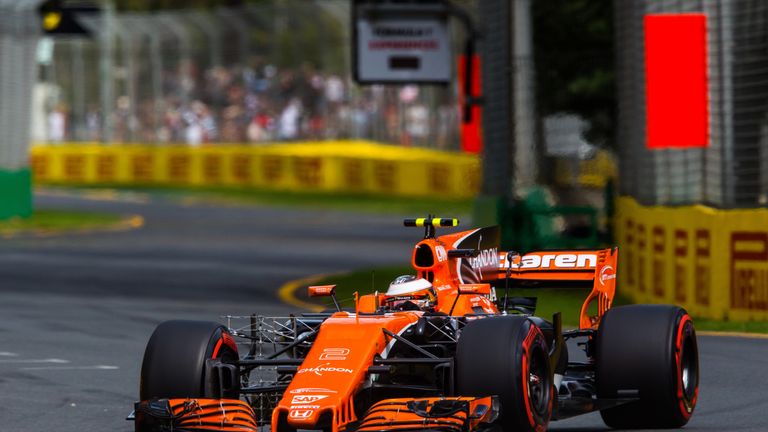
(0, 0, 41, 219)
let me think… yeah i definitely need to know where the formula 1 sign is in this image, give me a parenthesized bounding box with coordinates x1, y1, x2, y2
(353, 1, 452, 84)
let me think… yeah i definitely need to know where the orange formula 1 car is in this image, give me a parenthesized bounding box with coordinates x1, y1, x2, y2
(131, 218, 699, 432)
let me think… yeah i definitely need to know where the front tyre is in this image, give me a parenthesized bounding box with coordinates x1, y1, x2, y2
(456, 316, 552, 432)
(140, 320, 239, 400)
(596, 305, 699, 429)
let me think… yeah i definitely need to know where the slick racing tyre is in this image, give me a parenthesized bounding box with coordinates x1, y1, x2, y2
(456, 316, 553, 432)
(140, 320, 239, 400)
(596, 305, 699, 429)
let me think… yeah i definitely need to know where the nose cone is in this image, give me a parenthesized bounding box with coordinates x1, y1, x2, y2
(284, 376, 350, 428)
(273, 313, 421, 430)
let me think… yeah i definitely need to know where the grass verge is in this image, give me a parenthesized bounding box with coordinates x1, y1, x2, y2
(41, 184, 473, 216)
(0, 210, 127, 237)
(307, 265, 768, 334)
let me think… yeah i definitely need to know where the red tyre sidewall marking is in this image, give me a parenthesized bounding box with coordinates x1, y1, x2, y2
(222, 331, 238, 354)
(675, 314, 697, 419)
(521, 324, 549, 432)
(212, 330, 238, 359)
(212, 337, 224, 359)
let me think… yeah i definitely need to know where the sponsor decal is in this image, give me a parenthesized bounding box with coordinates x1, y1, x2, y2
(289, 388, 337, 394)
(290, 405, 320, 409)
(504, 253, 597, 270)
(674, 230, 689, 303)
(694, 230, 711, 306)
(289, 409, 314, 419)
(731, 232, 768, 310)
(318, 348, 349, 361)
(626, 219, 635, 285)
(435, 245, 448, 262)
(291, 395, 328, 405)
(599, 265, 617, 286)
(454, 226, 501, 284)
(638, 223, 647, 293)
(652, 226, 666, 298)
(310, 285, 335, 296)
(373, 26, 434, 38)
(468, 247, 499, 270)
(297, 363, 354, 377)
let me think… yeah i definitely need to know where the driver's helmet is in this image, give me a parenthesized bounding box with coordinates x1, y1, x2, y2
(385, 275, 436, 310)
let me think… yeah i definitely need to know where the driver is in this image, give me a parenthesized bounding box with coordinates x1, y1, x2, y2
(385, 275, 436, 311)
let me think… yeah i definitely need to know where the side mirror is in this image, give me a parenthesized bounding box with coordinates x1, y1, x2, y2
(448, 248, 480, 258)
(308, 285, 336, 297)
(308, 285, 341, 312)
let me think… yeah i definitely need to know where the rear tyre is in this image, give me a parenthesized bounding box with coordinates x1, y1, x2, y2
(140, 320, 239, 400)
(596, 305, 699, 429)
(456, 316, 552, 432)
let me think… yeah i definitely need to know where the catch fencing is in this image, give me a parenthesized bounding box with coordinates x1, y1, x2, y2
(36, 0, 462, 150)
(615, 0, 768, 319)
(616, 0, 768, 208)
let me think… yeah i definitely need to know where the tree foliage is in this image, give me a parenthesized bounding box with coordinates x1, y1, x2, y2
(112, 0, 345, 73)
(533, 0, 615, 147)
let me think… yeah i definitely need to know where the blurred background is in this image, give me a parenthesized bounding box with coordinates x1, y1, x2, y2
(2, 0, 767, 351)
(34, 1, 460, 147)
(23, 0, 619, 244)
(1, 1, 768, 430)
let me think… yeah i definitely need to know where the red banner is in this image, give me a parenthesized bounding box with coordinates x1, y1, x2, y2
(644, 14, 709, 149)
(458, 55, 482, 154)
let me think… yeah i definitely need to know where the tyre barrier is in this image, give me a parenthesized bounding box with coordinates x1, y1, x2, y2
(616, 196, 768, 321)
(30, 141, 481, 199)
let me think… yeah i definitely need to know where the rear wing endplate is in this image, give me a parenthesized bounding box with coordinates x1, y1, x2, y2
(498, 248, 618, 329)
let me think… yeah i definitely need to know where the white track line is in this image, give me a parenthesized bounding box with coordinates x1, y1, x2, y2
(0, 358, 68, 364)
(21, 365, 119, 371)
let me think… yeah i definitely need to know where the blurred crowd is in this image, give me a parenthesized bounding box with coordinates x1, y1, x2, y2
(47, 60, 461, 149)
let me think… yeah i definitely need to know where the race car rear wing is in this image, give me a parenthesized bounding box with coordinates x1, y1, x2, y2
(498, 248, 618, 329)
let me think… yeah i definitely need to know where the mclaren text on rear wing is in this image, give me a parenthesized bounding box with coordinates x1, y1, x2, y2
(498, 249, 616, 282)
(498, 248, 619, 329)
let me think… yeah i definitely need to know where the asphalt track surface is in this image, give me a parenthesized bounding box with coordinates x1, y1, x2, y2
(0, 190, 765, 431)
